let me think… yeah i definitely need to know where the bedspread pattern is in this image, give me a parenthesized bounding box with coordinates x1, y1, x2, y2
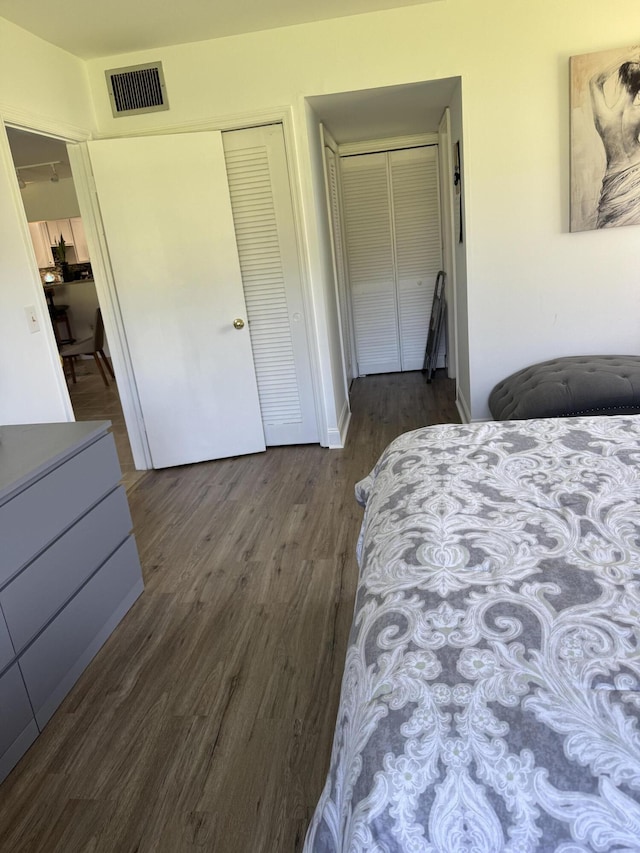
(305, 417, 640, 852)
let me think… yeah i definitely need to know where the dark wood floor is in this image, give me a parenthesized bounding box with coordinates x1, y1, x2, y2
(0, 370, 459, 853)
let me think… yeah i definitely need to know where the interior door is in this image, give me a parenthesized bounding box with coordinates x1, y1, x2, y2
(341, 152, 400, 375)
(86, 132, 266, 469)
(341, 147, 443, 375)
(390, 146, 443, 371)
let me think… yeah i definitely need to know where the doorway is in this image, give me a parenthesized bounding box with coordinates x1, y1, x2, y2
(5, 126, 141, 487)
(308, 76, 466, 421)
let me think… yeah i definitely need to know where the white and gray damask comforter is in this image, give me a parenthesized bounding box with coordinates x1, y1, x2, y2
(304, 417, 640, 852)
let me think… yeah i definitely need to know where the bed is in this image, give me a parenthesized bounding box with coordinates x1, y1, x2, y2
(304, 416, 640, 852)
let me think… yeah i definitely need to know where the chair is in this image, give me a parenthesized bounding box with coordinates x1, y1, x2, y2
(44, 286, 74, 345)
(60, 308, 115, 388)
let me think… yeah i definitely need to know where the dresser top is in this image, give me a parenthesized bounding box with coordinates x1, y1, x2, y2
(0, 421, 111, 504)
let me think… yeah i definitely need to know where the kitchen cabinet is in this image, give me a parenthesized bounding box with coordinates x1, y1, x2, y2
(0, 421, 144, 782)
(28, 217, 91, 268)
(45, 218, 74, 247)
(28, 222, 54, 268)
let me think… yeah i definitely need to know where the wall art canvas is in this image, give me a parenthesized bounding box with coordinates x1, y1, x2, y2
(570, 44, 640, 232)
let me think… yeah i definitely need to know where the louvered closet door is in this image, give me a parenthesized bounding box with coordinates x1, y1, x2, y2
(391, 147, 442, 370)
(342, 147, 443, 375)
(341, 153, 400, 375)
(222, 125, 318, 446)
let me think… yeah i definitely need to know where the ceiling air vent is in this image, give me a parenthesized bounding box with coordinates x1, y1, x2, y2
(105, 62, 169, 118)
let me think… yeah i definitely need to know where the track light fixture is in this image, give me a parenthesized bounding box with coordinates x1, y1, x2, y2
(14, 160, 64, 187)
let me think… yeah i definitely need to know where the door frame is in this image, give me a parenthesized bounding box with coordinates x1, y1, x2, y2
(5, 105, 325, 469)
(1, 113, 153, 469)
(438, 108, 459, 384)
(320, 123, 357, 388)
(0, 112, 89, 425)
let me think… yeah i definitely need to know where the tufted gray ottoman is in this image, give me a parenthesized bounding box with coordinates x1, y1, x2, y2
(489, 355, 640, 420)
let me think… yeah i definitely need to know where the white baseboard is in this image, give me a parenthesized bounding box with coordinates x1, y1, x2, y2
(326, 427, 341, 448)
(456, 391, 472, 424)
(327, 400, 351, 448)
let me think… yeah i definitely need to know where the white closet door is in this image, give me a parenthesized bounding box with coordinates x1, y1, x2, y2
(391, 146, 443, 371)
(222, 125, 318, 446)
(341, 153, 400, 375)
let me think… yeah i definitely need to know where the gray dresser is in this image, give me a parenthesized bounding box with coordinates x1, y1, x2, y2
(0, 421, 144, 783)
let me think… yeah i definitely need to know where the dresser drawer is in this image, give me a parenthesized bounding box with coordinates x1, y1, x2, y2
(0, 607, 15, 673)
(19, 536, 143, 729)
(0, 434, 121, 588)
(2, 487, 133, 653)
(0, 663, 38, 784)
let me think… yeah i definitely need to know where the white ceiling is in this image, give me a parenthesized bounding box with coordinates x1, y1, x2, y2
(0, 0, 441, 60)
(308, 78, 458, 143)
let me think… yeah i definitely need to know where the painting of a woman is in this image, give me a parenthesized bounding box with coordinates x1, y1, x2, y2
(570, 45, 640, 232)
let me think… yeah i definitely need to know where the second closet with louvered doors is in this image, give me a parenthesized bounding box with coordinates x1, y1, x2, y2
(341, 145, 443, 375)
(222, 124, 317, 446)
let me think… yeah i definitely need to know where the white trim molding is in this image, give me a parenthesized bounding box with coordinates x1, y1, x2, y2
(456, 389, 472, 424)
(1, 105, 92, 143)
(90, 104, 294, 139)
(327, 398, 352, 449)
(339, 132, 438, 157)
(339, 398, 352, 447)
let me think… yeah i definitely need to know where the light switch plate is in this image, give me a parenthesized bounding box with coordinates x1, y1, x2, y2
(25, 306, 40, 334)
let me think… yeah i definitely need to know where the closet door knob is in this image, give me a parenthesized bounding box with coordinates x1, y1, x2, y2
(233, 318, 245, 330)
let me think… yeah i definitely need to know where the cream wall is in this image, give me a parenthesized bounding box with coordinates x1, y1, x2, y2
(0, 18, 95, 424)
(2, 0, 639, 427)
(84, 0, 640, 420)
(0, 19, 94, 135)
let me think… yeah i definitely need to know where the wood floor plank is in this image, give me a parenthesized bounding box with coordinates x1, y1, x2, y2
(0, 370, 459, 852)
